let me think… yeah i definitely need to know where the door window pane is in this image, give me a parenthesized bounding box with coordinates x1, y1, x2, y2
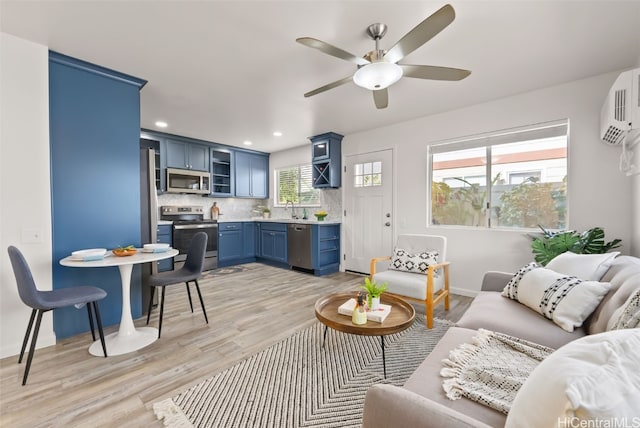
(354, 161, 383, 188)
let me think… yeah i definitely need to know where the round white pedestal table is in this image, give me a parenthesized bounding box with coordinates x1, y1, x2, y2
(60, 248, 179, 356)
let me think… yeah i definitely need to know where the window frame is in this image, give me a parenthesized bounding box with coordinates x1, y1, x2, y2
(427, 120, 569, 230)
(274, 163, 321, 208)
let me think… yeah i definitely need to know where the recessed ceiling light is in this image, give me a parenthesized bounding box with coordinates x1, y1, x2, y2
(273, 131, 283, 137)
(243, 141, 253, 146)
(155, 121, 168, 128)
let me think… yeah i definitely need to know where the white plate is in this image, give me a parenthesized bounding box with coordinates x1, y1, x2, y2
(70, 248, 107, 261)
(143, 243, 170, 250)
(142, 246, 172, 253)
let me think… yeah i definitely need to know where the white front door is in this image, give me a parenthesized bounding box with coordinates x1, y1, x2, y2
(343, 149, 393, 274)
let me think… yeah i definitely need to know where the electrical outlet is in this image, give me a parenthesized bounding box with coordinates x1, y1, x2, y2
(21, 228, 43, 244)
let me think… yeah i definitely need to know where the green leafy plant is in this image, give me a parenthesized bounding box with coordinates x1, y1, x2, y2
(360, 277, 388, 307)
(529, 225, 622, 266)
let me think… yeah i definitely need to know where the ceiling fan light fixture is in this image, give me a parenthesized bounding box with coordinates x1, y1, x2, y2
(353, 62, 403, 91)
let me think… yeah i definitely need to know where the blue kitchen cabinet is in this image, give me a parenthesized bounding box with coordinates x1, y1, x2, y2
(235, 151, 269, 198)
(218, 222, 244, 267)
(310, 132, 342, 189)
(218, 222, 257, 267)
(258, 222, 287, 265)
(165, 139, 209, 171)
(243, 222, 256, 258)
(312, 224, 341, 275)
(156, 224, 173, 272)
(210, 147, 234, 197)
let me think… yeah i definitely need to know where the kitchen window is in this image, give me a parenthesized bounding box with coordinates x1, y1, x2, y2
(275, 164, 320, 206)
(429, 120, 568, 229)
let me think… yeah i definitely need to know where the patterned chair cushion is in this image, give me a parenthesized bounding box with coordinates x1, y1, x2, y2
(390, 248, 439, 274)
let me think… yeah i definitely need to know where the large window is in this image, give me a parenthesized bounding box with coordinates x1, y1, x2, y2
(429, 121, 568, 229)
(275, 164, 320, 206)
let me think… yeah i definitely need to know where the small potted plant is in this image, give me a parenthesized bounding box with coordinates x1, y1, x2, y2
(262, 208, 271, 219)
(360, 277, 388, 310)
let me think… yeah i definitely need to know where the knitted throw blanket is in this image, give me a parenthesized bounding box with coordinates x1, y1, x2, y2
(441, 329, 554, 414)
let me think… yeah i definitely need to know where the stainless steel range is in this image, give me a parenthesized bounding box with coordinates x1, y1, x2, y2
(161, 205, 218, 271)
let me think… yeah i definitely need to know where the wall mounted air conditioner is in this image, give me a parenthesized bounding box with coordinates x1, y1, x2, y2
(600, 67, 639, 146)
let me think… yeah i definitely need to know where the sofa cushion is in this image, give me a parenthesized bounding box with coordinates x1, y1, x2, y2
(501, 266, 611, 332)
(588, 255, 640, 334)
(505, 329, 640, 428)
(390, 248, 439, 274)
(373, 269, 443, 301)
(403, 326, 507, 428)
(457, 292, 586, 349)
(545, 251, 619, 281)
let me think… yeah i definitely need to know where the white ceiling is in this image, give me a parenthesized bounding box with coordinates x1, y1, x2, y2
(1, 1, 639, 153)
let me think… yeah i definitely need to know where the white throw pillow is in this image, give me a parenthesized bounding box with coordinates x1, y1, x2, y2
(546, 251, 619, 281)
(505, 329, 640, 428)
(389, 248, 438, 274)
(502, 265, 611, 332)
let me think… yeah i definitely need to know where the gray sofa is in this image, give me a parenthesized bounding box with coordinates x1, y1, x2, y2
(362, 255, 640, 428)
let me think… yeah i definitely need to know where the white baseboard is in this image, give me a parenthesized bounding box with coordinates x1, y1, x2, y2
(0, 333, 56, 360)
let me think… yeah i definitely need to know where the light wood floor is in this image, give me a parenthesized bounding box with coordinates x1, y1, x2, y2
(0, 263, 472, 428)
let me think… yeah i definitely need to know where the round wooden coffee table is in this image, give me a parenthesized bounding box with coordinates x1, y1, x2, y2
(314, 292, 416, 378)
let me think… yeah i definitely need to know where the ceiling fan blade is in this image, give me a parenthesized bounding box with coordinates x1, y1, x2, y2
(304, 76, 353, 98)
(401, 64, 471, 81)
(296, 37, 370, 66)
(384, 4, 455, 64)
(373, 88, 389, 109)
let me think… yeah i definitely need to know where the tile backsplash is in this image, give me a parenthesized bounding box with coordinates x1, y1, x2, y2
(158, 188, 342, 222)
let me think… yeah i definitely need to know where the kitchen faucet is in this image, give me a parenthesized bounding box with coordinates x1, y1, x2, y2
(285, 200, 298, 219)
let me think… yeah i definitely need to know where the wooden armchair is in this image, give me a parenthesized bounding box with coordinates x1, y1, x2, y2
(370, 234, 450, 328)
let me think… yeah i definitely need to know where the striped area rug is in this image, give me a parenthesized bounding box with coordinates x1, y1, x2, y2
(154, 315, 451, 427)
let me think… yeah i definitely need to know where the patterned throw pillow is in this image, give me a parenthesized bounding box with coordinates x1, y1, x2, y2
(609, 288, 640, 330)
(502, 263, 612, 332)
(390, 248, 439, 274)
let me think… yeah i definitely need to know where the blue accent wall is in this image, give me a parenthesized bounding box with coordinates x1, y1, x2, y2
(49, 52, 146, 338)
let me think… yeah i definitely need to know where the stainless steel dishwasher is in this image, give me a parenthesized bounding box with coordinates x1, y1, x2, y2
(287, 223, 312, 269)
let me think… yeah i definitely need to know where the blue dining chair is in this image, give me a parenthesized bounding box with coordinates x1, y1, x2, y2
(146, 232, 209, 338)
(7, 246, 108, 385)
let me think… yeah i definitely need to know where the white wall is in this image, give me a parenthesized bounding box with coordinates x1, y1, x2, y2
(343, 70, 633, 295)
(0, 33, 55, 358)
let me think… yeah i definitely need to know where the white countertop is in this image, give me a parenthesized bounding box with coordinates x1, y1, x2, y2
(157, 220, 173, 225)
(217, 217, 340, 225)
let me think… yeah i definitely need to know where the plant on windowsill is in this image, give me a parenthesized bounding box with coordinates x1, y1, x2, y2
(528, 225, 622, 266)
(360, 277, 388, 310)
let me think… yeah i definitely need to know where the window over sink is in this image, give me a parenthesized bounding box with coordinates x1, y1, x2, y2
(275, 164, 320, 207)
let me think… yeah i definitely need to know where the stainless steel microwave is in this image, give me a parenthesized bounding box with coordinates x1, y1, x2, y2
(166, 168, 210, 194)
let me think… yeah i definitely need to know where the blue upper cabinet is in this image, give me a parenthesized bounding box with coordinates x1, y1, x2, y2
(210, 147, 234, 197)
(49, 51, 146, 339)
(310, 132, 343, 188)
(235, 151, 269, 198)
(165, 139, 209, 171)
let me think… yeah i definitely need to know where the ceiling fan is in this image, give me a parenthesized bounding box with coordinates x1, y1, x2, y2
(296, 4, 471, 109)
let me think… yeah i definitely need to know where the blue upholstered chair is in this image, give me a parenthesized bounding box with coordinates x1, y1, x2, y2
(370, 234, 450, 329)
(7, 246, 108, 385)
(146, 231, 209, 338)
